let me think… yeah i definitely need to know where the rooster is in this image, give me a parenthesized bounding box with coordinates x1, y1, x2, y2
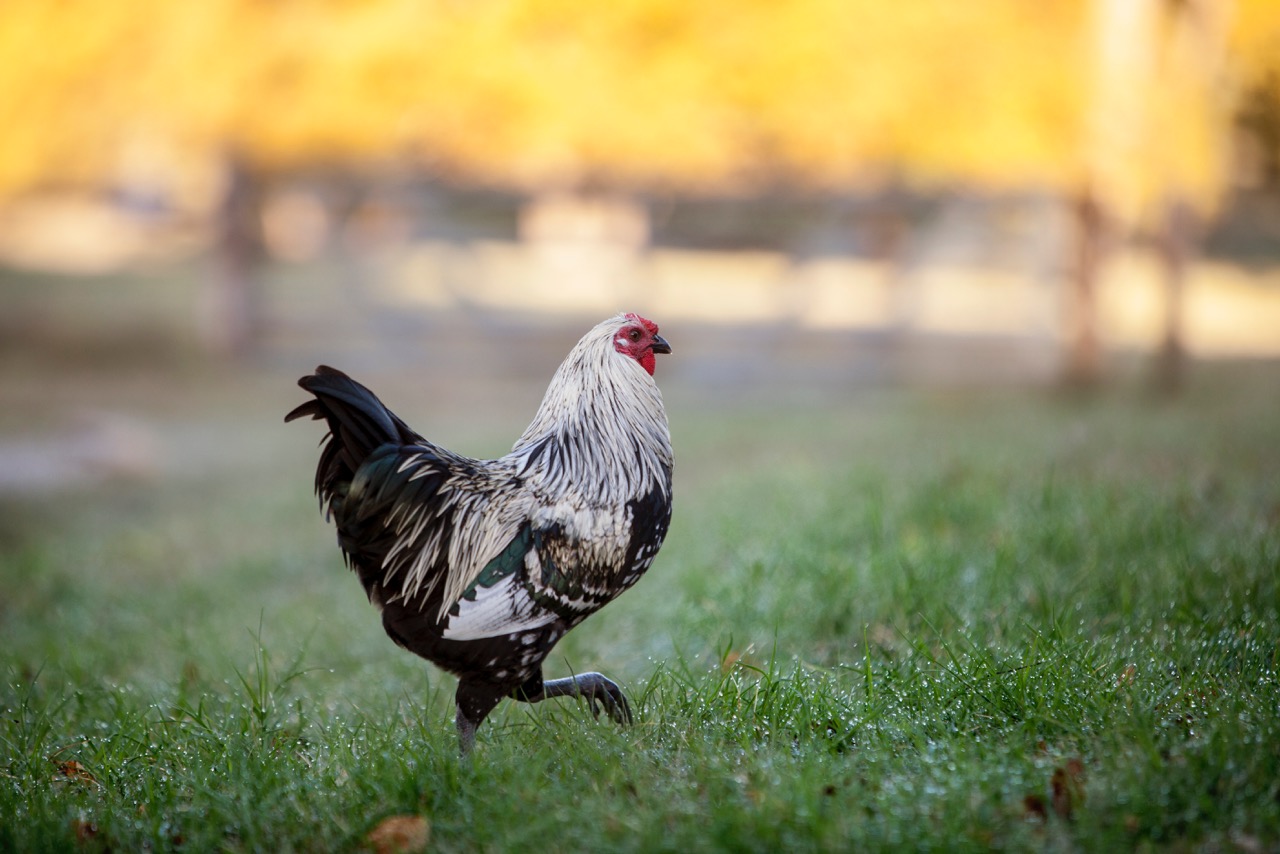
(286, 313, 673, 752)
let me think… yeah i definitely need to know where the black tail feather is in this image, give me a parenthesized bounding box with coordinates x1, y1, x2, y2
(286, 366, 422, 508)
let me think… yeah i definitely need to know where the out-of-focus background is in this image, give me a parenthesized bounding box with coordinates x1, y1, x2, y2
(0, 0, 1278, 492)
(6, 7, 1280, 846)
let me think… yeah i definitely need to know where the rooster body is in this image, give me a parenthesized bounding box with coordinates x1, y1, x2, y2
(286, 314, 672, 751)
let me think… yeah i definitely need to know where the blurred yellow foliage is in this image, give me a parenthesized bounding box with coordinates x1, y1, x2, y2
(1233, 0, 1280, 81)
(0, 0, 1274, 215)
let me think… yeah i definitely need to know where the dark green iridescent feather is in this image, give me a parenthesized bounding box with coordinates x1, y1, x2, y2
(459, 525, 531, 602)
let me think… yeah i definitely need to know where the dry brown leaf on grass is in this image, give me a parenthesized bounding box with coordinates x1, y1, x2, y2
(55, 760, 98, 786)
(1023, 757, 1087, 823)
(1051, 757, 1087, 820)
(70, 819, 99, 845)
(365, 815, 431, 854)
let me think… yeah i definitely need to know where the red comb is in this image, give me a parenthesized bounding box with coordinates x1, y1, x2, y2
(623, 313, 659, 335)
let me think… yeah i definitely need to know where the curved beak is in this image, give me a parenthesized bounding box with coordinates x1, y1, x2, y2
(651, 334, 672, 355)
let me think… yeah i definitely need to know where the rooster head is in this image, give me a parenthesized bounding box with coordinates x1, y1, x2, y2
(613, 313, 671, 376)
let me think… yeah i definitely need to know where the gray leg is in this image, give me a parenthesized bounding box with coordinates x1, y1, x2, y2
(455, 703, 478, 755)
(515, 671, 633, 725)
(455, 681, 504, 755)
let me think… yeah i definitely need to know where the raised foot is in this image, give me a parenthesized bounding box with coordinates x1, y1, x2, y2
(455, 671, 634, 754)
(540, 672, 633, 725)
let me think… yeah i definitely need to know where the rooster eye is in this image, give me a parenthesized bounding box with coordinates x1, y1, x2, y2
(628, 329, 641, 341)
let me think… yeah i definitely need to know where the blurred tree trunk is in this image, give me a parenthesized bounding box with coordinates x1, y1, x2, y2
(1152, 198, 1199, 395)
(200, 153, 265, 358)
(1063, 188, 1106, 389)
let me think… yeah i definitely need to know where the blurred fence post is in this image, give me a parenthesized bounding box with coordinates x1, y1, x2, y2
(871, 182, 914, 381)
(1063, 188, 1106, 389)
(199, 152, 265, 358)
(1152, 198, 1199, 395)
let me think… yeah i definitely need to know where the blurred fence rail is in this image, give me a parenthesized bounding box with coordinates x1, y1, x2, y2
(2, 187, 1279, 390)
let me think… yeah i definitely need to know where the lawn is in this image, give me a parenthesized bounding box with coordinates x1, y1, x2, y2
(2, 334, 1278, 851)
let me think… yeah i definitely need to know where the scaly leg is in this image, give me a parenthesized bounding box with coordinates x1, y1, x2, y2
(454, 681, 504, 755)
(512, 671, 633, 725)
(455, 671, 634, 754)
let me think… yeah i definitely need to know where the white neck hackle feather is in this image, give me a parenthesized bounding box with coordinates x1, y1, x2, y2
(392, 314, 673, 619)
(514, 313, 673, 500)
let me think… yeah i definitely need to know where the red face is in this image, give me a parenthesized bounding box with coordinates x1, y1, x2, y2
(613, 313, 671, 376)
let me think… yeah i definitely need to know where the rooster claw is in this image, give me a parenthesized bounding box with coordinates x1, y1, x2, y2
(540, 672, 633, 726)
(590, 683, 633, 726)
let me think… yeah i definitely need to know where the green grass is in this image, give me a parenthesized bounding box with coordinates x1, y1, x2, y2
(3, 363, 1279, 851)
